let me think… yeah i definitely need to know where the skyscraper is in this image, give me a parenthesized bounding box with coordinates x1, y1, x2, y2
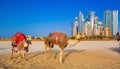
(94, 17, 103, 36)
(90, 12, 95, 33)
(104, 10, 119, 36)
(85, 21, 92, 36)
(78, 12, 85, 33)
(86, 11, 95, 36)
(72, 17, 79, 36)
(112, 10, 118, 36)
(104, 10, 112, 36)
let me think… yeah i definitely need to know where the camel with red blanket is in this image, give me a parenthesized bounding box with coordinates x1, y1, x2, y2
(11, 32, 29, 60)
(44, 32, 68, 63)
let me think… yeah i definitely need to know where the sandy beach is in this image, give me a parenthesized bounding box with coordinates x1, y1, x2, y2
(0, 40, 120, 69)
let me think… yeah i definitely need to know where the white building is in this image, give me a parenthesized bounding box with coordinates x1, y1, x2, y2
(112, 10, 118, 36)
(72, 17, 79, 36)
(78, 12, 85, 33)
(85, 11, 95, 36)
(85, 21, 92, 36)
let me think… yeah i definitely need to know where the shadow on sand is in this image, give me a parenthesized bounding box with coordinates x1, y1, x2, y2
(51, 49, 85, 62)
(63, 49, 85, 62)
(26, 51, 43, 60)
(110, 47, 120, 53)
(9, 49, 85, 63)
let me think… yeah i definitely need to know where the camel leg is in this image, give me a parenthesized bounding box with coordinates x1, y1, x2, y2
(44, 45, 48, 60)
(44, 45, 47, 53)
(17, 51, 21, 60)
(10, 47, 14, 59)
(60, 49, 63, 63)
(21, 50, 26, 59)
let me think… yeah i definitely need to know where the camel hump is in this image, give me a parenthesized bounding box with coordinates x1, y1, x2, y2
(48, 32, 67, 38)
(44, 32, 68, 44)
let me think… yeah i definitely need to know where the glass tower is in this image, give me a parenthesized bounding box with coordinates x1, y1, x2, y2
(86, 11, 95, 36)
(72, 17, 79, 36)
(104, 10, 112, 35)
(112, 10, 118, 36)
(78, 12, 85, 33)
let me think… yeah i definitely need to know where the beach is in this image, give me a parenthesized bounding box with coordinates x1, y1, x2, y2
(0, 40, 120, 69)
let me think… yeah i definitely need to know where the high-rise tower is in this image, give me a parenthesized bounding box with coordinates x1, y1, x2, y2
(104, 10, 112, 36)
(86, 11, 95, 36)
(112, 10, 118, 36)
(78, 12, 85, 33)
(72, 17, 79, 36)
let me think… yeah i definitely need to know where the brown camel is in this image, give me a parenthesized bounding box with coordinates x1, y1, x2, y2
(11, 32, 29, 60)
(44, 32, 68, 63)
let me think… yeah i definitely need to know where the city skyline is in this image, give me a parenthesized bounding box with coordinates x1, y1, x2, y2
(72, 10, 118, 37)
(0, 0, 120, 38)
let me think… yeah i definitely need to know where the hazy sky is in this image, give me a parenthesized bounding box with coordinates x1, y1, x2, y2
(0, 0, 120, 38)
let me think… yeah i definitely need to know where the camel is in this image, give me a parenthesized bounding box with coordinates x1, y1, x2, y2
(44, 32, 68, 63)
(11, 32, 29, 60)
(116, 32, 120, 41)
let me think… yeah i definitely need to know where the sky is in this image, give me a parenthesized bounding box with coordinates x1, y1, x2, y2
(0, 0, 120, 38)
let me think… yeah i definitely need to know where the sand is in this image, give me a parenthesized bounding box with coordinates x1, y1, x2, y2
(0, 41, 120, 69)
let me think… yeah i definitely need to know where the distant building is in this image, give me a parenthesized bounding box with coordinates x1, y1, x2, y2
(94, 17, 103, 36)
(71, 10, 119, 37)
(86, 11, 95, 36)
(85, 20, 102, 36)
(85, 11, 103, 36)
(104, 28, 111, 37)
(102, 28, 105, 36)
(104, 10, 119, 36)
(104, 10, 112, 36)
(72, 17, 79, 36)
(112, 10, 118, 36)
(78, 12, 85, 33)
(85, 21, 92, 36)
